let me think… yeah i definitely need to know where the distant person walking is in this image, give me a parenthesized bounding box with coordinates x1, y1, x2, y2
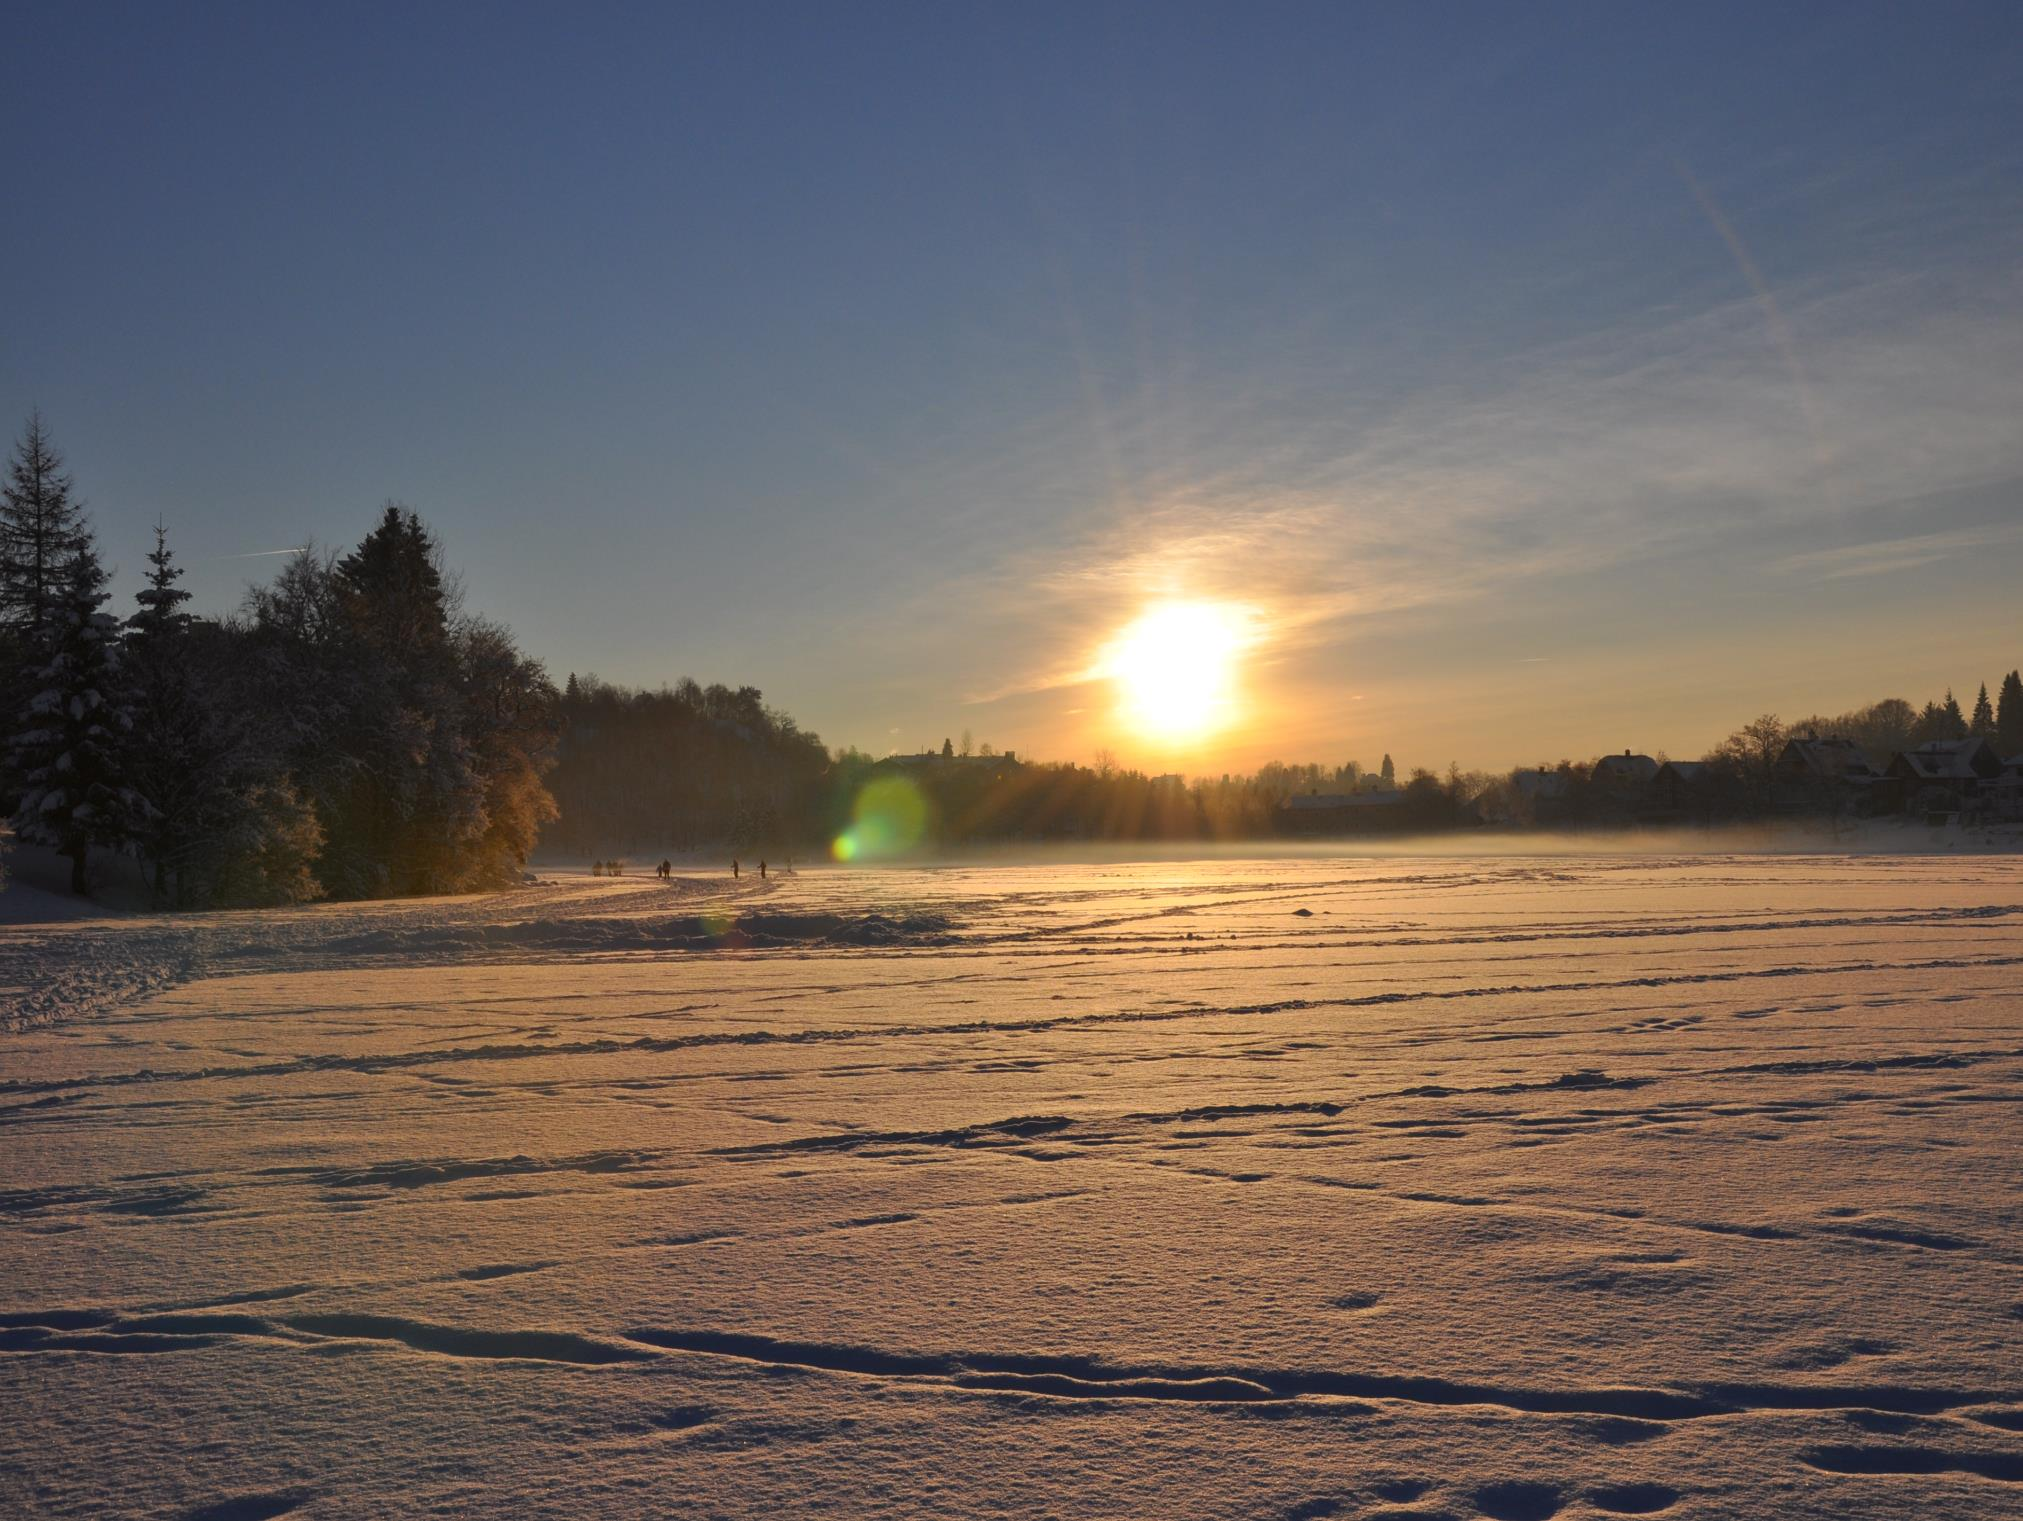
(732, 859, 740, 879)
(759, 860, 767, 879)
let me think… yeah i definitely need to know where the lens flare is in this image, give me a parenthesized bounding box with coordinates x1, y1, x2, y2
(832, 774, 930, 862)
(1101, 601, 1251, 743)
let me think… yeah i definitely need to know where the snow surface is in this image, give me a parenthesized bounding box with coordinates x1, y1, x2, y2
(2, 854, 2021, 1518)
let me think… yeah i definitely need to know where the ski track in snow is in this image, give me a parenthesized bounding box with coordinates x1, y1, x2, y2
(2, 854, 2021, 1518)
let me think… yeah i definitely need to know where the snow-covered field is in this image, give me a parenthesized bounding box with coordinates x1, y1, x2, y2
(3, 854, 2020, 1519)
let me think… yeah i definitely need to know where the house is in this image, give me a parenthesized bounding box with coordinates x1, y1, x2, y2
(1776, 735, 1882, 785)
(1511, 768, 1570, 803)
(1773, 734, 1888, 814)
(1282, 790, 1404, 814)
(1590, 751, 1658, 787)
(1278, 789, 1409, 835)
(1886, 737, 2003, 787)
(1506, 767, 1574, 825)
(1648, 760, 1708, 815)
(1886, 738, 2005, 812)
(1989, 754, 2023, 822)
(884, 749, 1022, 770)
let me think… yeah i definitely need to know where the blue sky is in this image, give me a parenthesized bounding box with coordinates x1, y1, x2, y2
(5, 2, 2021, 770)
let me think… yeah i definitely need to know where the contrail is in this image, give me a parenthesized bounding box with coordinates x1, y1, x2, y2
(1673, 157, 1836, 505)
(218, 546, 309, 560)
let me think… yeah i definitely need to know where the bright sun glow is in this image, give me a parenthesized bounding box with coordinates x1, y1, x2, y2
(1102, 601, 1251, 743)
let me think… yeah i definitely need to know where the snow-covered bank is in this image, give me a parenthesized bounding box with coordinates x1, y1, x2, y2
(0, 868, 962, 1033)
(3, 855, 2020, 1516)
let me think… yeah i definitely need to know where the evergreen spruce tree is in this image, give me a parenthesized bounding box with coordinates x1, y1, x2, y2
(130, 521, 194, 643)
(1998, 670, 2023, 757)
(8, 543, 137, 893)
(124, 523, 216, 903)
(0, 413, 89, 638)
(1380, 753, 1395, 787)
(335, 504, 452, 657)
(1910, 700, 1942, 747)
(1969, 682, 1995, 736)
(1940, 689, 1967, 740)
(319, 504, 486, 895)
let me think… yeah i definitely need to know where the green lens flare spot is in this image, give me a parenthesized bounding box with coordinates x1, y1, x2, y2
(832, 775, 929, 862)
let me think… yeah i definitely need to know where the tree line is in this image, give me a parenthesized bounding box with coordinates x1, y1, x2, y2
(0, 415, 558, 903)
(1473, 680, 2022, 829)
(539, 679, 2023, 860)
(6, 412, 2014, 895)
(549, 725, 1460, 855)
(1787, 683, 2023, 759)
(542, 674, 830, 855)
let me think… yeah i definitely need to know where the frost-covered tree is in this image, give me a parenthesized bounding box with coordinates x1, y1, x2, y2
(0, 413, 89, 638)
(8, 543, 137, 893)
(120, 527, 325, 908)
(323, 504, 487, 894)
(188, 774, 324, 907)
(238, 510, 460, 896)
(237, 507, 555, 899)
(454, 616, 558, 883)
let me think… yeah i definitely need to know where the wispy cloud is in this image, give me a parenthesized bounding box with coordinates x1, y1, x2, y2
(943, 259, 2023, 712)
(1773, 522, 2023, 581)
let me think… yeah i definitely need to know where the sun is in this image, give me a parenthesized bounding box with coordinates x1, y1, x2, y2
(1102, 601, 1250, 743)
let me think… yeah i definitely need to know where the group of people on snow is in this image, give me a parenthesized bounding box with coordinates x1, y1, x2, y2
(604, 857, 789, 881)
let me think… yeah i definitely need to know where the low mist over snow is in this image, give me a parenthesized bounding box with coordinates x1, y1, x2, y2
(3, 855, 2021, 1517)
